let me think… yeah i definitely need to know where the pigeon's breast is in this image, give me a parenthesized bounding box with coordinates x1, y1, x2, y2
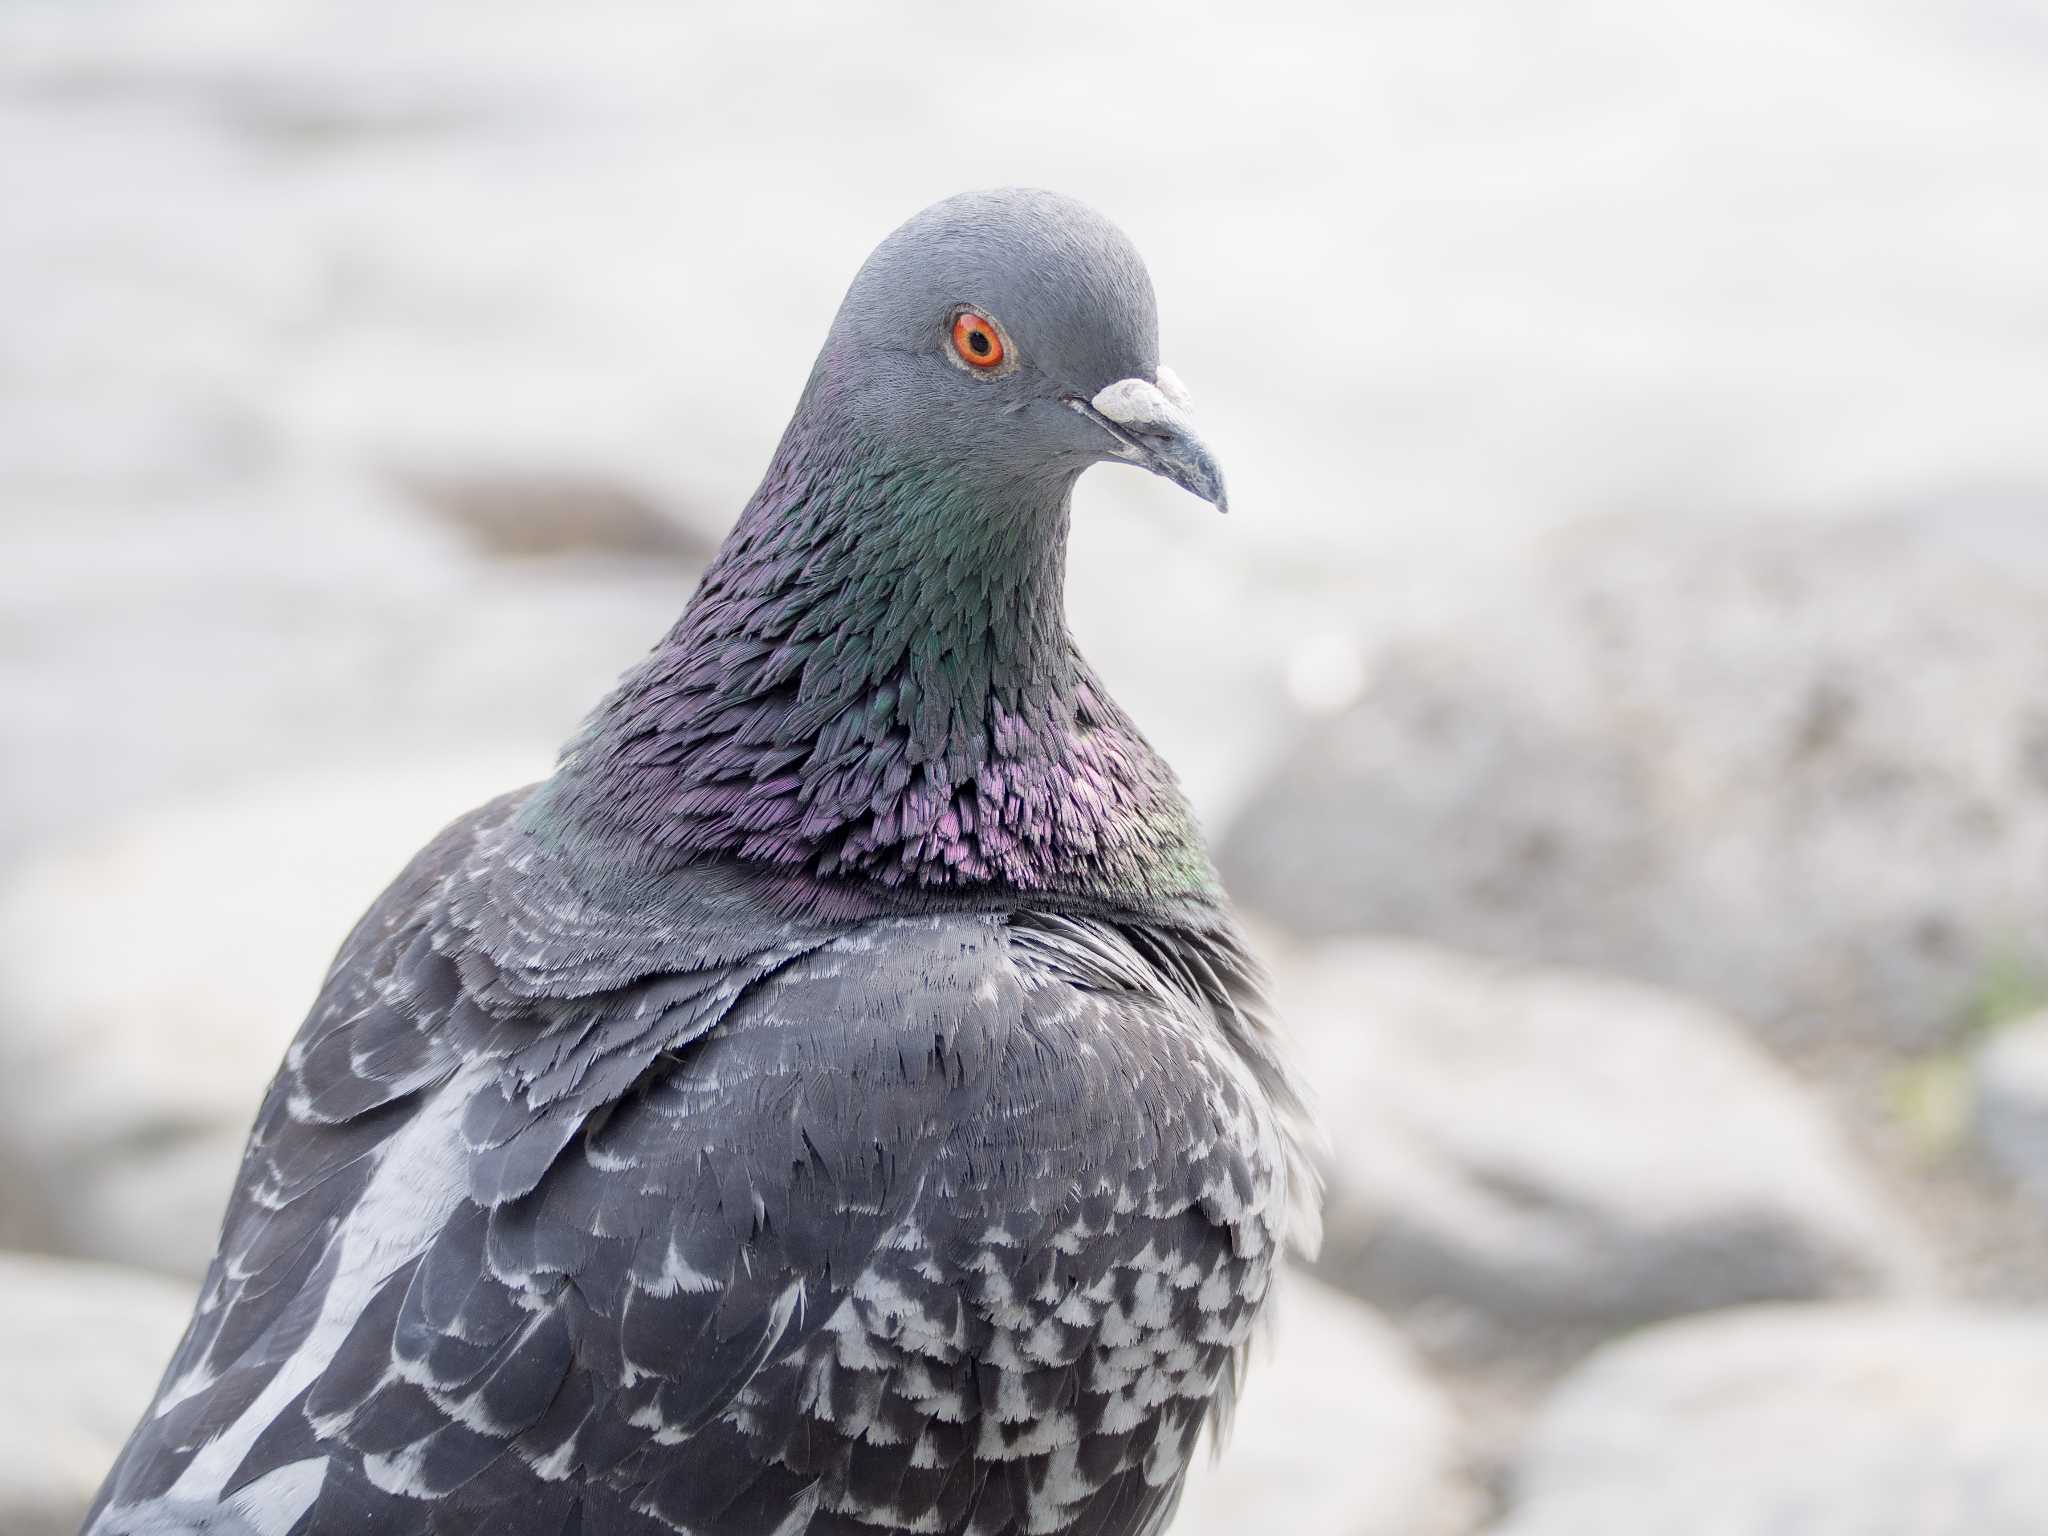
(776, 911, 1294, 1533)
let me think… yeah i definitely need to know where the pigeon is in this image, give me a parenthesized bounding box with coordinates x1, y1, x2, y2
(85, 187, 1318, 1536)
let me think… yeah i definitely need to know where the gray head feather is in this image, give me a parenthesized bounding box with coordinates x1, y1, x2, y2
(814, 188, 1218, 506)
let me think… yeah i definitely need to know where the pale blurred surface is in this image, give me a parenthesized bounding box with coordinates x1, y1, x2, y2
(3, 3, 2047, 1532)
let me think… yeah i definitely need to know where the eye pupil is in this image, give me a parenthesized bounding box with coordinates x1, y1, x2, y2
(968, 330, 990, 355)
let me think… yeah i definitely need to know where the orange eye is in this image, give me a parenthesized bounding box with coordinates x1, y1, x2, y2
(950, 310, 1005, 369)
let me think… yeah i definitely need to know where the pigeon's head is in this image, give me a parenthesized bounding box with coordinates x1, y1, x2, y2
(816, 187, 1227, 512)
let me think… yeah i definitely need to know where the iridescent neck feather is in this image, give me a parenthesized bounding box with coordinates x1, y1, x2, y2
(538, 371, 1214, 915)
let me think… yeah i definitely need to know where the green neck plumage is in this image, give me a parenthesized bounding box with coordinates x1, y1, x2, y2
(540, 373, 1218, 913)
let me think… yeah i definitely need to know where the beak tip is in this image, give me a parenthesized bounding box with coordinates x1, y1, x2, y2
(1196, 470, 1229, 514)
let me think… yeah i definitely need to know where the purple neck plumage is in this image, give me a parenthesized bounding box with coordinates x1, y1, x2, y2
(539, 368, 1214, 913)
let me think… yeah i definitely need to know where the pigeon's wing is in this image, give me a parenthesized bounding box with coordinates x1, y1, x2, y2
(83, 794, 996, 1535)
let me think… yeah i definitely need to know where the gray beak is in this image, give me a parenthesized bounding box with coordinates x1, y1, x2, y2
(1065, 366, 1228, 513)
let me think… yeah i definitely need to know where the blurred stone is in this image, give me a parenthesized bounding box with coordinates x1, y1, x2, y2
(1973, 1010, 2048, 1203)
(1286, 940, 1925, 1362)
(1222, 508, 2048, 1049)
(1174, 1269, 1476, 1536)
(0, 1251, 194, 1536)
(394, 467, 716, 563)
(0, 757, 540, 1276)
(0, 496, 692, 871)
(1490, 1305, 2048, 1536)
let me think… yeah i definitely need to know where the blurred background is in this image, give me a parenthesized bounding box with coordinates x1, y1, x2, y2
(4, 1, 2048, 1532)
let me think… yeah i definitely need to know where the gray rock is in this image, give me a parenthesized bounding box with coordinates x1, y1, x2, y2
(1974, 1010, 2048, 1202)
(392, 466, 716, 563)
(0, 758, 541, 1275)
(0, 1252, 194, 1536)
(0, 495, 695, 873)
(1491, 1304, 2048, 1536)
(1286, 940, 1925, 1362)
(1173, 1270, 1477, 1536)
(1223, 509, 2048, 1049)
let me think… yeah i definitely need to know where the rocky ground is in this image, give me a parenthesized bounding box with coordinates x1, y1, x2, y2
(1219, 511, 2048, 1527)
(5, 3, 2048, 1533)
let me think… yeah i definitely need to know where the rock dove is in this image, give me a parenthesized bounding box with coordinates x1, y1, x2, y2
(86, 188, 1317, 1536)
